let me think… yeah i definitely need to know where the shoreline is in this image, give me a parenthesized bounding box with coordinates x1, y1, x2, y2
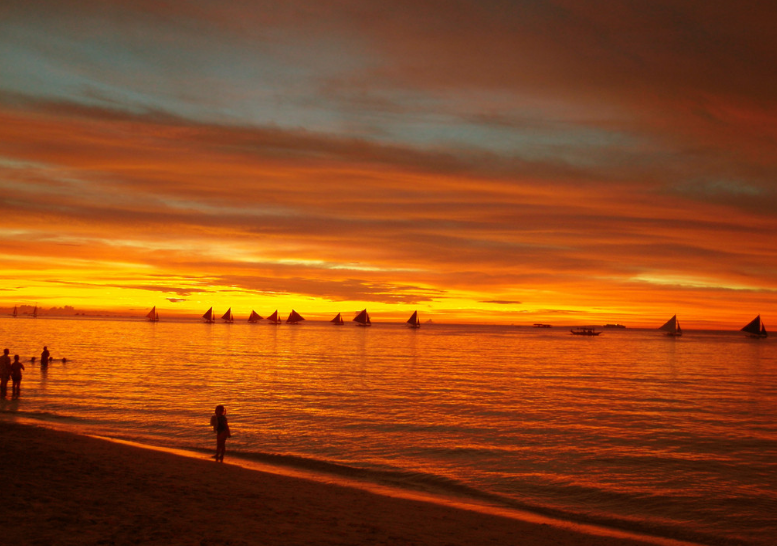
(1, 419, 700, 546)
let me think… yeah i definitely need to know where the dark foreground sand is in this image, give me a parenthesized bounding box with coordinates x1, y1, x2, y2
(1, 421, 672, 546)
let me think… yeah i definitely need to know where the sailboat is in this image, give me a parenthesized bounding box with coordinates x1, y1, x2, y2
(286, 310, 305, 324)
(353, 309, 371, 327)
(146, 306, 159, 322)
(202, 307, 215, 323)
(741, 315, 768, 338)
(407, 310, 421, 329)
(221, 308, 234, 323)
(12, 306, 17, 318)
(247, 310, 263, 323)
(266, 310, 281, 324)
(32, 305, 38, 318)
(659, 315, 682, 337)
(330, 313, 344, 325)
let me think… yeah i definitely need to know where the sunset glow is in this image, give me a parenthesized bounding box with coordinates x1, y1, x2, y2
(2, 1, 775, 327)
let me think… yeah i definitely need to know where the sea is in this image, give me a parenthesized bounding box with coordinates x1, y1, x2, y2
(1, 316, 775, 545)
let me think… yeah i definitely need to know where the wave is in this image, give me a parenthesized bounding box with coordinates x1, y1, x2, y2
(220, 448, 751, 546)
(9, 412, 758, 545)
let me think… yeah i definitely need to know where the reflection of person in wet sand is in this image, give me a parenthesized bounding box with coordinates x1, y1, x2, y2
(210, 405, 231, 462)
(0, 349, 11, 398)
(10, 355, 24, 398)
(41, 346, 50, 367)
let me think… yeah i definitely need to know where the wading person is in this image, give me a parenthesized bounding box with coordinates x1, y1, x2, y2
(41, 346, 50, 367)
(210, 405, 231, 462)
(0, 349, 11, 398)
(10, 354, 24, 398)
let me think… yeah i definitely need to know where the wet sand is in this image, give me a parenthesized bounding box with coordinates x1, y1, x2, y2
(1, 421, 672, 545)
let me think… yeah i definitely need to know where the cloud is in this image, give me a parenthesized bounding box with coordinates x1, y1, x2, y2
(0, 2, 776, 325)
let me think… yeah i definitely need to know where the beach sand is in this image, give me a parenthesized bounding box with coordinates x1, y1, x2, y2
(1, 421, 667, 546)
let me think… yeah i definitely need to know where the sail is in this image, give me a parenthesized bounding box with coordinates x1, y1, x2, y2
(146, 306, 157, 320)
(267, 310, 281, 323)
(221, 308, 234, 322)
(330, 313, 344, 325)
(248, 310, 262, 323)
(287, 310, 305, 324)
(353, 309, 371, 325)
(741, 315, 762, 335)
(407, 310, 420, 328)
(32, 305, 37, 318)
(12, 306, 17, 318)
(202, 307, 214, 322)
(659, 315, 678, 332)
(742, 315, 768, 338)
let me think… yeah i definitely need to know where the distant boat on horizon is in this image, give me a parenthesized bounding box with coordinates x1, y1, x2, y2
(146, 306, 159, 322)
(571, 327, 601, 336)
(202, 307, 215, 323)
(266, 310, 281, 324)
(330, 313, 344, 325)
(604, 323, 625, 328)
(353, 309, 371, 327)
(659, 315, 682, 337)
(741, 315, 768, 338)
(247, 310, 262, 323)
(407, 310, 421, 329)
(12, 305, 17, 318)
(32, 305, 38, 318)
(221, 308, 234, 323)
(533, 323, 552, 328)
(287, 310, 305, 324)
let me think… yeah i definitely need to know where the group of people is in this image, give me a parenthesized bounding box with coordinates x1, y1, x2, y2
(1, 348, 24, 398)
(0, 346, 50, 399)
(3, 344, 231, 461)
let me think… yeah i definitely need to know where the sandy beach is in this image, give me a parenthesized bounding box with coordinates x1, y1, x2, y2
(1, 421, 676, 546)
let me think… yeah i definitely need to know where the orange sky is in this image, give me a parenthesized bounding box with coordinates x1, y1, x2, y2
(1, 1, 776, 328)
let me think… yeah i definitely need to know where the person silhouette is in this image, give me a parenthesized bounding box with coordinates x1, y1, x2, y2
(211, 405, 231, 462)
(0, 349, 11, 398)
(10, 355, 24, 398)
(41, 346, 50, 367)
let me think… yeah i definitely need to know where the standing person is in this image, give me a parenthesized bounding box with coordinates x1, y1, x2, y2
(41, 346, 50, 367)
(10, 355, 24, 398)
(0, 349, 11, 398)
(210, 405, 231, 462)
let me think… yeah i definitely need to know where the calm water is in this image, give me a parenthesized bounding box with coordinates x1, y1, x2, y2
(1, 317, 776, 545)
